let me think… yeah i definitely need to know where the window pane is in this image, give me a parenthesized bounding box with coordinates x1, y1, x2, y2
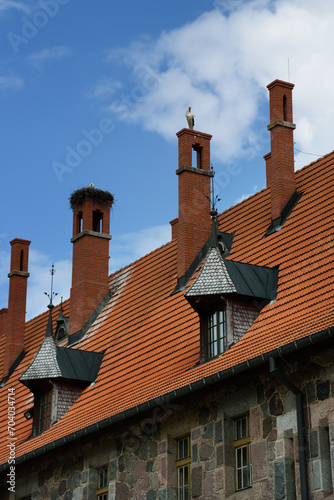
(98, 468, 108, 488)
(183, 438, 188, 459)
(177, 437, 189, 460)
(178, 439, 183, 460)
(243, 466, 249, 488)
(207, 309, 226, 358)
(236, 447, 241, 468)
(242, 417, 247, 438)
(236, 445, 249, 490)
(235, 416, 247, 440)
(178, 465, 189, 500)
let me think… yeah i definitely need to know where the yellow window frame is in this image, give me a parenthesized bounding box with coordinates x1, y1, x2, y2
(233, 416, 251, 491)
(176, 436, 191, 500)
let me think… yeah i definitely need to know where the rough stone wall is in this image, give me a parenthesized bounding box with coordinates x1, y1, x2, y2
(2, 348, 334, 500)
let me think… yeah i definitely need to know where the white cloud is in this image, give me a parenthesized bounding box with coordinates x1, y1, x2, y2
(0, 75, 23, 90)
(87, 77, 123, 99)
(0, 0, 30, 14)
(26, 46, 72, 68)
(0, 225, 171, 321)
(235, 184, 263, 205)
(109, 224, 171, 273)
(106, 0, 334, 169)
(26, 250, 72, 320)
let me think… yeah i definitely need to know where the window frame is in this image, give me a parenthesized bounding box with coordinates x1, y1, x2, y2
(233, 415, 251, 491)
(34, 387, 52, 435)
(96, 466, 108, 500)
(206, 308, 226, 359)
(176, 436, 191, 500)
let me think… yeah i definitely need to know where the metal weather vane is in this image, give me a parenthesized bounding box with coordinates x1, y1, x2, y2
(44, 263, 58, 310)
(208, 164, 221, 217)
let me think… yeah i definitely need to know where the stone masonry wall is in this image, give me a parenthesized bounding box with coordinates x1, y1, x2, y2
(1, 347, 334, 500)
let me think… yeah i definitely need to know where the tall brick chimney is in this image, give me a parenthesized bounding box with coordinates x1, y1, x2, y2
(69, 185, 113, 336)
(175, 128, 213, 279)
(2, 238, 30, 377)
(266, 80, 296, 222)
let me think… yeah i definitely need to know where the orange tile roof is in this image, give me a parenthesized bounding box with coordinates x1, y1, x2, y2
(1, 149, 334, 466)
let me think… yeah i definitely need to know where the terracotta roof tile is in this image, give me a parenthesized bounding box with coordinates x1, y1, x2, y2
(1, 150, 334, 464)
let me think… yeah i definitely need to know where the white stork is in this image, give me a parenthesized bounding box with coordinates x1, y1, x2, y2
(185, 106, 195, 130)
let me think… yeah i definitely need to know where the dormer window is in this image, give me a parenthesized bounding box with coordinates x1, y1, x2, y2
(55, 305, 69, 345)
(19, 309, 104, 438)
(55, 325, 67, 345)
(185, 245, 279, 364)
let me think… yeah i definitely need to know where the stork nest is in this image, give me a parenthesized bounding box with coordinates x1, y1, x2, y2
(69, 187, 114, 209)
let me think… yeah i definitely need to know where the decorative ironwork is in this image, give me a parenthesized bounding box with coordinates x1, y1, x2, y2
(44, 263, 58, 310)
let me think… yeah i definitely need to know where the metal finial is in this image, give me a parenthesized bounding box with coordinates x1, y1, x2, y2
(208, 164, 220, 218)
(44, 263, 58, 310)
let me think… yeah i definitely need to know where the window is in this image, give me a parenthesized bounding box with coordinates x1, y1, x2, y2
(96, 467, 108, 500)
(77, 211, 83, 233)
(207, 309, 226, 359)
(93, 210, 103, 232)
(35, 388, 52, 435)
(55, 325, 67, 345)
(176, 436, 190, 500)
(20, 249, 24, 271)
(234, 416, 251, 491)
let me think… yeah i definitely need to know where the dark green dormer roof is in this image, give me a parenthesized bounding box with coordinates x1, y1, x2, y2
(185, 247, 278, 301)
(19, 311, 103, 387)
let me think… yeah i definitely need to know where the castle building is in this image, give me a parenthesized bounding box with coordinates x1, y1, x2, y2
(0, 79, 334, 499)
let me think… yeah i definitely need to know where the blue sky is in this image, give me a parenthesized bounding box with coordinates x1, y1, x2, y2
(1, 0, 334, 319)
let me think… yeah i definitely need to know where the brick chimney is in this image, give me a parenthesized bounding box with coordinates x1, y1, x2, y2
(175, 128, 213, 279)
(69, 186, 113, 336)
(266, 80, 296, 222)
(2, 238, 30, 377)
(0, 308, 8, 337)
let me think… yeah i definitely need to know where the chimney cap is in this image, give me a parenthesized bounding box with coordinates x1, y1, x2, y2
(69, 186, 114, 210)
(267, 79, 294, 91)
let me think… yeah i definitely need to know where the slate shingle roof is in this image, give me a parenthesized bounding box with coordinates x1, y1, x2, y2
(186, 246, 279, 299)
(186, 247, 236, 296)
(0, 148, 334, 466)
